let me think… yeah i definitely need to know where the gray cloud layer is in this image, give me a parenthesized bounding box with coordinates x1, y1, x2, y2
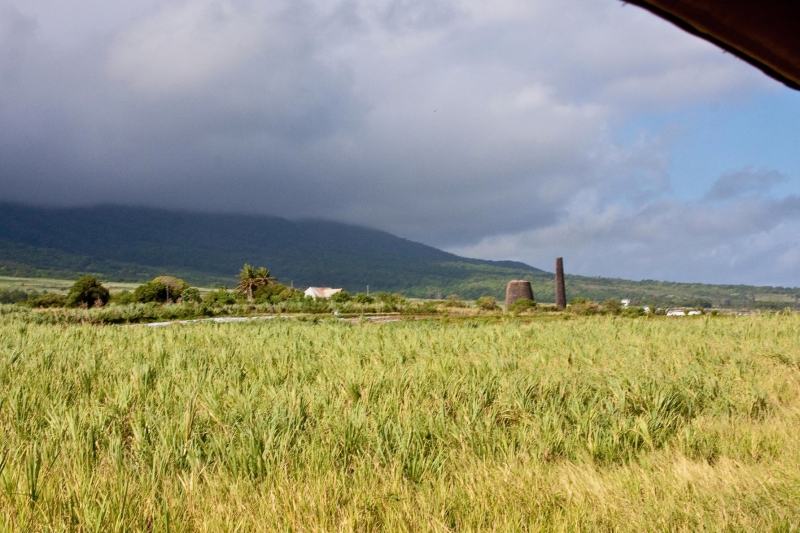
(0, 0, 796, 284)
(704, 169, 788, 201)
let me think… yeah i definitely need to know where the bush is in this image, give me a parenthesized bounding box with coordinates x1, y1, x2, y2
(253, 284, 303, 303)
(602, 299, 623, 315)
(570, 300, 600, 316)
(109, 290, 137, 305)
(66, 276, 110, 308)
(28, 293, 67, 308)
(203, 287, 238, 306)
(155, 276, 190, 294)
(353, 293, 374, 304)
(134, 276, 190, 303)
(280, 287, 304, 301)
(181, 287, 202, 303)
(476, 296, 498, 310)
(0, 289, 30, 304)
(254, 283, 285, 302)
(620, 306, 645, 318)
(133, 281, 168, 303)
(445, 294, 467, 308)
(375, 292, 405, 306)
(508, 298, 537, 313)
(330, 290, 351, 303)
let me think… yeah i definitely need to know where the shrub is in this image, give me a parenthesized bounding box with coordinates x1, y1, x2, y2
(109, 290, 137, 305)
(508, 298, 536, 313)
(181, 287, 202, 303)
(620, 306, 645, 318)
(280, 287, 304, 301)
(330, 290, 351, 303)
(0, 289, 30, 304)
(134, 276, 190, 303)
(476, 296, 498, 310)
(28, 292, 67, 308)
(353, 293, 374, 304)
(203, 287, 237, 306)
(254, 283, 285, 302)
(155, 276, 190, 293)
(445, 294, 467, 308)
(66, 276, 110, 308)
(254, 284, 303, 303)
(133, 281, 168, 303)
(570, 300, 600, 316)
(421, 301, 439, 314)
(602, 299, 623, 315)
(375, 292, 405, 306)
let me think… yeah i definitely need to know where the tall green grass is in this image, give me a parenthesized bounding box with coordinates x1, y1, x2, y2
(1, 313, 799, 531)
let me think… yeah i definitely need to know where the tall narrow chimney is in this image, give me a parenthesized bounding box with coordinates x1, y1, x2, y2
(555, 257, 566, 309)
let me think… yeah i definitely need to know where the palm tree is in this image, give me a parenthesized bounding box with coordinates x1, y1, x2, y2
(236, 264, 277, 302)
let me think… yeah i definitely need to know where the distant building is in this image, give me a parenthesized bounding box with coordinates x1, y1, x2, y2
(666, 309, 686, 317)
(621, 299, 630, 307)
(304, 287, 343, 299)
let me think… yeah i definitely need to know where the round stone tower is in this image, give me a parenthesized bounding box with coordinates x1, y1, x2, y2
(505, 280, 534, 309)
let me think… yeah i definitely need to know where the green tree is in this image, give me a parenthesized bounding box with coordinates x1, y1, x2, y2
(66, 276, 110, 308)
(236, 264, 277, 302)
(133, 276, 190, 303)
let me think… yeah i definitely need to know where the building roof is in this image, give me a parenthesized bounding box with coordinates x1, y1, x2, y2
(624, 0, 800, 90)
(304, 287, 343, 299)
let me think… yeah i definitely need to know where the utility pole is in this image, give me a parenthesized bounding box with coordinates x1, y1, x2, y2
(367, 285, 369, 296)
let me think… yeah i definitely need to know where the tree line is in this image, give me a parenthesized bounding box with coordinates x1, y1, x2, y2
(0, 264, 390, 309)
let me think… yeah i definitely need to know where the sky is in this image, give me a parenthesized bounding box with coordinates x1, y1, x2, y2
(1, 0, 799, 286)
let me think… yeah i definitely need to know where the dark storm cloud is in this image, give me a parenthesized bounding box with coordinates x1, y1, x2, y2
(2, 0, 795, 283)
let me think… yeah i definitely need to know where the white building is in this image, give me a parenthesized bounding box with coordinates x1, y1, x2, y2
(304, 287, 343, 299)
(621, 299, 631, 307)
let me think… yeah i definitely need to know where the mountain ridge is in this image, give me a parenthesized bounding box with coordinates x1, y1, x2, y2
(1, 202, 798, 307)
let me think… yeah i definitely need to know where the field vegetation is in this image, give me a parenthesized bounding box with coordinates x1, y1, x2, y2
(1, 312, 800, 530)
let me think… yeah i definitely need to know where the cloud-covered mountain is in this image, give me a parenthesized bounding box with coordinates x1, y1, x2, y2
(1, 203, 798, 307)
(0, 0, 797, 286)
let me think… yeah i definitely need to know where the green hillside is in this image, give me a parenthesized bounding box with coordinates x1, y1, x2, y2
(1, 203, 798, 307)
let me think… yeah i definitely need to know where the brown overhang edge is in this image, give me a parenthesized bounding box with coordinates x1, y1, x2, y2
(622, 0, 800, 91)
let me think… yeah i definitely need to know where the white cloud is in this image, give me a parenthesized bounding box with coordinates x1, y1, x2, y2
(450, 193, 800, 285)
